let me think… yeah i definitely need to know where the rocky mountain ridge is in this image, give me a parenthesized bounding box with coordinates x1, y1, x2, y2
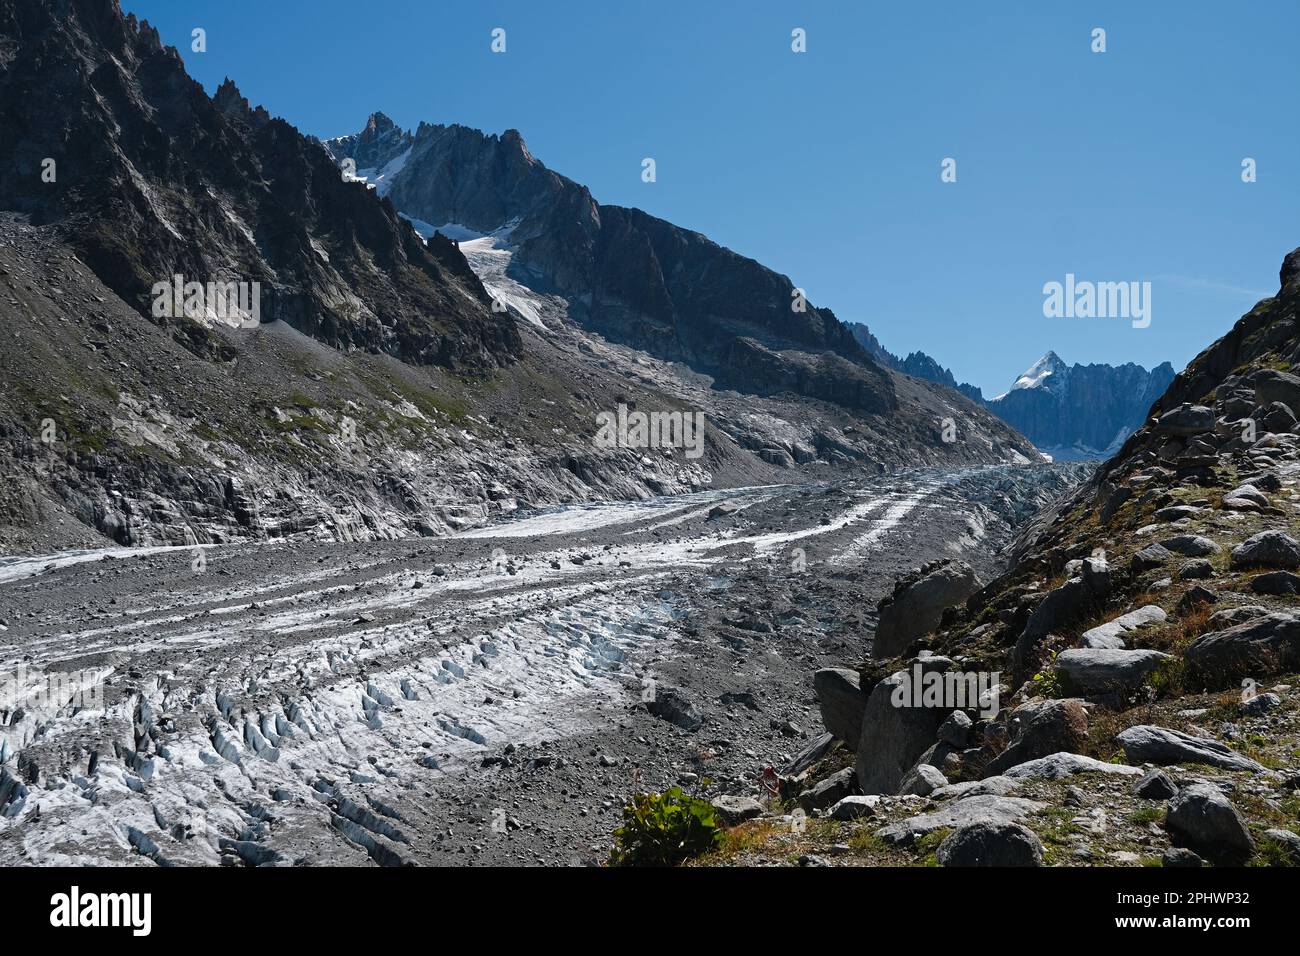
(326, 115, 989, 420)
(0, 0, 517, 370)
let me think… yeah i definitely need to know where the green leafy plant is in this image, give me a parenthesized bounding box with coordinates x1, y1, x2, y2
(1031, 651, 1061, 697)
(609, 787, 723, 866)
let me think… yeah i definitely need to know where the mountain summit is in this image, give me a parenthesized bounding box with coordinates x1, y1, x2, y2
(999, 351, 1070, 396)
(987, 353, 1176, 459)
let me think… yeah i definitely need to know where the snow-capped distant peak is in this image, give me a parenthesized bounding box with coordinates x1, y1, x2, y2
(993, 351, 1067, 400)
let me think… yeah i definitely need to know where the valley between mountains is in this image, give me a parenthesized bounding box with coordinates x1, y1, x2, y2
(2, 0, 1299, 871)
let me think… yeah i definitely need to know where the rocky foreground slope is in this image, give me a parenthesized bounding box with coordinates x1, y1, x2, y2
(701, 249, 1300, 867)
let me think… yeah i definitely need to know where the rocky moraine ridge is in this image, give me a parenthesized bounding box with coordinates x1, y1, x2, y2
(698, 249, 1300, 868)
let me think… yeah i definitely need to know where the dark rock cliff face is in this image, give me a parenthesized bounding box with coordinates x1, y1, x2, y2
(330, 118, 896, 414)
(987, 353, 1176, 458)
(0, 0, 519, 369)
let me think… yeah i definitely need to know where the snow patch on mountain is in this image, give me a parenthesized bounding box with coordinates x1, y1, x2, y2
(400, 217, 548, 329)
(994, 351, 1067, 401)
(347, 145, 411, 197)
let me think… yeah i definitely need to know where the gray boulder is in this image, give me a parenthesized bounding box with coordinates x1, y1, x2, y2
(1156, 404, 1215, 435)
(1262, 828, 1300, 864)
(1257, 401, 1299, 434)
(1176, 584, 1218, 612)
(1015, 571, 1111, 678)
(931, 776, 1021, 800)
(1224, 484, 1271, 509)
(984, 698, 1089, 775)
(711, 795, 765, 825)
(1183, 611, 1300, 679)
(1252, 368, 1300, 411)
(645, 686, 702, 731)
(1178, 559, 1215, 581)
(855, 660, 954, 794)
(1116, 725, 1266, 772)
(874, 561, 979, 658)
(937, 709, 973, 748)
(1206, 605, 1270, 628)
(707, 501, 741, 520)
(1131, 543, 1173, 573)
(1000, 751, 1143, 781)
(814, 668, 865, 749)
(1156, 504, 1203, 522)
(1231, 530, 1300, 570)
(1159, 534, 1220, 557)
(828, 795, 882, 821)
(1166, 783, 1255, 864)
(935, 821, 1044, 867)
(798, 767, 856, 812)
(1250, 571, 1300, 595)
(899, 763, 948, 796)
(1079, 605, 1167, 650)
(877, 794, 1045, 844)
(1056, 648, 1173, 696)
(782, 731, 836, 777)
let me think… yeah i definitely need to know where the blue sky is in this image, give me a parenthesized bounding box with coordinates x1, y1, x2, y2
(123, 0, 1299, 396)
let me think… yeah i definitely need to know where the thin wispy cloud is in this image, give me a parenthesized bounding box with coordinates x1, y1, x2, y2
(1152, 274, 1272, 299)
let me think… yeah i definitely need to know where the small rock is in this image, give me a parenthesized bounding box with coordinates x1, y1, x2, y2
(937, 710, 973, 748)
(829, 795, 882, 821)
(1241, 691, 1282, 715)
(1134, 768, 1178, 800)
(1176, 585, 1218, 612)
(898, 763, 948, 796)
(711, 795, 765, 826)
(799, 767, 856, 812)
(1261, 828, 1300, 864)
(1131, 543, 1173, 573)
(1177, 559, 1215, 581)
(1159, 534, 1220, 557)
